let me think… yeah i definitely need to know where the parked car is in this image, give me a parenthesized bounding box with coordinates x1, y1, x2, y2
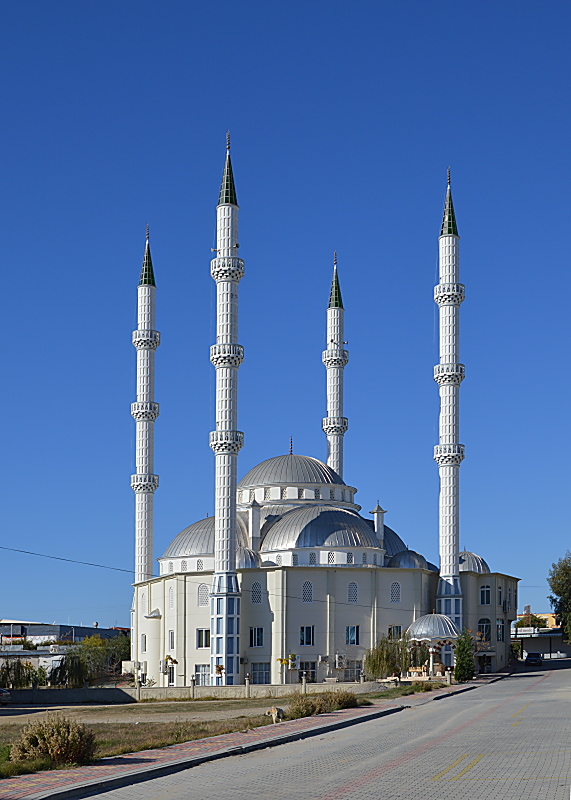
(0, 688, 10, 706)
(524, 652, 543, 666)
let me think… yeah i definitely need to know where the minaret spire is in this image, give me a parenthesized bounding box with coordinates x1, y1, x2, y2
(209, 136, 244, 686)
(434, 171, 465, 633)
(322, 251, 348, 478)
(131, 228, 160, 583)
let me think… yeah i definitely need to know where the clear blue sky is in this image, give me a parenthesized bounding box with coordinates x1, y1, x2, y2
(1, 1, 568, 627)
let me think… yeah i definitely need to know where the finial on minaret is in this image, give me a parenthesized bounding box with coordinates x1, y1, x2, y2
(289, 436, 293, 455)
(333, 250, 337, 268)
(146, 223, 149, 242)
(226, 130, 231, 151)
(447, 167, 451, 186)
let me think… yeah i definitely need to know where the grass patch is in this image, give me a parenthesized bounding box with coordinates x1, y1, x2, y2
(286, 689, 361, 720)
(365, 681, 446, 700)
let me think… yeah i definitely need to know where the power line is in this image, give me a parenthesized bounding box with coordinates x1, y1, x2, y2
(0, 546, 132, 575)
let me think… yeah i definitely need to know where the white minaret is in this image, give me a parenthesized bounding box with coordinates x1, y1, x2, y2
(131, 227, 160, 583)
(209, 134, 244, 686)
(434, 171, 464, 630)
(322, 252, 348, 478)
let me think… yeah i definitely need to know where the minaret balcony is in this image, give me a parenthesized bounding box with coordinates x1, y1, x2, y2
(130, 474, 159, 492)
(132, 329, 160, 349)
(322, 416, 349, 435)
(131, 402, 160, 421)
(209, 430, 244, 454)
(322, 348, 349, 368)
(210, 343, 244, 368)
(210, 257, 244, 282)
(433, 444, 465, 466)
(434, 283, 465, 306)
(433, 364, 465, 386)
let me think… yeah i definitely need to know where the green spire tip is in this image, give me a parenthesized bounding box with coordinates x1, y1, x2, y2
(440, 175, 459, 236)
(139, 228, 156, 287)
(218, 136, 238, 206)
(328, 254, 343, 309)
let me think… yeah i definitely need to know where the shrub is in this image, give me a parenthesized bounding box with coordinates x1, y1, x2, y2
(287, 690, 359, 719)
(11, 713, 96, 766)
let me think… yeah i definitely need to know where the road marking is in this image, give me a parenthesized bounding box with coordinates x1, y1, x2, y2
(451, 754, 484, 779)
(512, 702, 531, 717)
(511, 719, 523, 727)
(431, 754, 469, 780)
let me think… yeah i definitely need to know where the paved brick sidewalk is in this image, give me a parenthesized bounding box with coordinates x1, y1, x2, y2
(0, 679, 499, 800)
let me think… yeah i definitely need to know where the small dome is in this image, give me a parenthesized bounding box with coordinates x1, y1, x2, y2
(387, 550, 428, 570)
(239, 454, 345, 488)
(382, 525, 407, 557)
(162, 516, 248, 558)
(407, 613, 460, 641)
(427, 561, 439, 572)
(459, 551, 490, 574)
(237, 547, 262, 569)
(261, 505, 379, 550)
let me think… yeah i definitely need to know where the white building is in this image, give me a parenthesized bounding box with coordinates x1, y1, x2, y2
(130, 143, 518, 686)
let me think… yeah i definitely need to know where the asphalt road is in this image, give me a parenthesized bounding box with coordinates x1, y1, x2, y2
(92, 661, 571, 800)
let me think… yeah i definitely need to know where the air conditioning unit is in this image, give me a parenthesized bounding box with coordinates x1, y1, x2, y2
(240, 657, 248, 664)
(335, 654, 346, 669)
(159, 660, 168, 674)
(318, 655, 328, 663)
(288, 655, 300, 670)
(140, 661, 147, 674)
(133, 661, 141, 670)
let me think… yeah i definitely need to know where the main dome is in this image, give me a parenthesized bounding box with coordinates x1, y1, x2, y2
(261, 505, 379, 550)
(239, 455, 345, 488)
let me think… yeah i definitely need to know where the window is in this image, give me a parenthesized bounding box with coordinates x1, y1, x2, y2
(390, 582, 401, 603)
(347, 552, 354, 564)
(343, 659, 362, 682)
(168, 561, 174, 573)
(196, 629, 211, 649)
(497, 585, 502, 606)
(169, 587, 174, 609)
(300, 625, 314, 646)
(496, 619, 505, 642)
(251, 581, 262, 604)
(302, 581, 313, 603)
(297, 487, 304, 499)
(388, 625, 402, 640)
(330, 489, 335, 500)
(508, 587, 512, 609)
(141, 633, 147, 652)
(264, 487, 271, 501)
(181, 560, 187, 572)
(348, 582, 358, 603)
(249, 627, 264, 647)
(292, 553, 299, 566)
(362, 552, 367, 564)
(478, 618, 491, 641)
(251, 662, 270, 684)
(373, 554, 377, 566)
(168, 630, 175, 650)
(309, 552, 317, 565)
(346, 625, 360, 645)
(328, 551, 335, 564)
(167, 665, 175, 686)
(480, 585, 491, 605)
(315, 488, 321, 500)
(141, 593, 146, 614)
(276, 554, 282, 566)
(195, 664, 210, 685)
(197, 559, 204, 571)
(300, 661, 317, 682)
(198, 584, 209, 606)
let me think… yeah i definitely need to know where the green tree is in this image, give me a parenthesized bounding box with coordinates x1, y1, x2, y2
(548, 552, 571, 641)
(453, 629, 474, 682)
(514, 613, 548, 629)
(364, 634, 411, 679)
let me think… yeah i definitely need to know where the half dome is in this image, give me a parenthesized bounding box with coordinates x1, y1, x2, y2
(239, 454, 345, 488)
(387, 549, 429, 570)
(162, 516, 248, 558)
(459, 551, 490, 574)
(261, 505, 379, 550)
(407, 613, 460, 641)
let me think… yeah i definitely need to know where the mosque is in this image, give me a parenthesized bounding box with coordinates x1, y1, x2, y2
(128, 141, 518, 686)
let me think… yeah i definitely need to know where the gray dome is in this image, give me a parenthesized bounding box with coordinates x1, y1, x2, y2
(382, 525, 407, 557)
(237, 547, 262, 569)
(162, 516, 248, 558)
(459, 551, 490, 574)
(261, 505, 379, 551)
(407, 614, 460, 641)
(387, 550, 428, 570)
(427, 561, 439, 572)
(239, 455, 345, 488)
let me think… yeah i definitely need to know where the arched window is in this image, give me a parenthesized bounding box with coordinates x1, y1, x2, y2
(373, 554, 377, 566)
(302, 581, 313, 603)
(328, 551, 335, 564)
(496, 619, 505, 642)
(198, 584, 209, 607)
(141, 593, 146, 614)
(169, 587, 174, 609)
(347, 552, 354, 564)
(251, 582, 262, 604)
(292, 553, 299, 566)
(480, 585, 491, 605)
(478, 618, 491, 641)
(362, 552, 367, 565)
(168, 561, 174, 573)
(348, 582, 358, 603)
(309, 552, 317, 565)
(181, 560, 187, 572)
(276, 554, 282, 566)
(390, 582, 401, 603)
(197, 559, 204, 571)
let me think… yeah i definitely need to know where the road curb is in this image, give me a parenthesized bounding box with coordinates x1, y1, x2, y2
(20, 705, 405, 800)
